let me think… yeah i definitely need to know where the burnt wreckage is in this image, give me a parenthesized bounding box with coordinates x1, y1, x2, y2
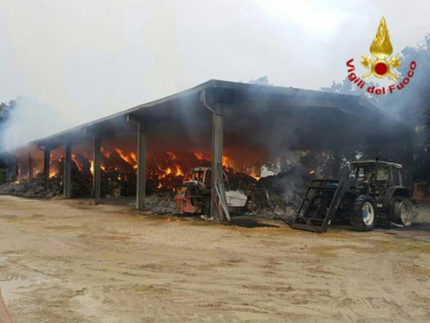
(292, 160, 415, 232)
(0, 80, 413, 226)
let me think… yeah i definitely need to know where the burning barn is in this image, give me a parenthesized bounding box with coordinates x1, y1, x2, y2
(0, 80, 412, 220)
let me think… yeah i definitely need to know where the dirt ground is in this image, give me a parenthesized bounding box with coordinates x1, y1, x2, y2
(0, 196, 429, 322)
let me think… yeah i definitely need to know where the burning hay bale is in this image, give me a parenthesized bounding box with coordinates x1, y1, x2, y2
(0, 143, 320, 222)
(0, 175, 63, 198)
(0, 156, 90, 198)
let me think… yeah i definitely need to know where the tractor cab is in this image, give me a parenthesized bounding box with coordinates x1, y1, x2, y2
(183, 167, 212, 190)
(350, 160, 403, 185)
(349, 160, 405, 199)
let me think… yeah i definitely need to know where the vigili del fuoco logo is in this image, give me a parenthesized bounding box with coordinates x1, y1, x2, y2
(345, 17, 416, 95)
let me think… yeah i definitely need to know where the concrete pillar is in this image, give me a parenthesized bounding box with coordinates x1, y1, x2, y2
(28, 152, 33, 181)
(6, 156, 18, 182)
(63, 144, 72, 198)
(92, 137, 101, 200)
(136, 121, 146, 210)
(211, 108, 223, 220)
(44, 148, 51, 190)
(14, 157, 18, 181)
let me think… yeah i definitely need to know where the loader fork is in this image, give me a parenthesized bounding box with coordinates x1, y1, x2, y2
(291, 179, 346, 232)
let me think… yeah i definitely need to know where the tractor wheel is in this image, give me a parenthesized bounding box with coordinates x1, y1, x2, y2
(351, 195, 376, 231)
(390, 197, 414, 226)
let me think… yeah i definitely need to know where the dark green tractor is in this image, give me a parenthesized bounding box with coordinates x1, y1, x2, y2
(291, 160, 415, 232)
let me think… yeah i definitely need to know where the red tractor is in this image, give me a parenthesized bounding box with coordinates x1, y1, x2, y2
(175, 167, 248, 215)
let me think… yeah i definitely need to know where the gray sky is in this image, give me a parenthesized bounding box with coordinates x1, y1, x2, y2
(1, 0, 429, 148)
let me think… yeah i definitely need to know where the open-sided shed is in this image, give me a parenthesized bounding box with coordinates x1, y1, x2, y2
(1, 80, 412, 220)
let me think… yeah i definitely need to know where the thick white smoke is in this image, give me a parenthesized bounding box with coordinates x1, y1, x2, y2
(0, 0, 429, 151)
(0, 97, 66, 151)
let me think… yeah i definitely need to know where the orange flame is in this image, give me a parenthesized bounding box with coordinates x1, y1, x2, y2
(249, 171, 260, 180)
(166, 151, 177, 161)
(101, 146, 111, 158)
(89, 159, 105, 174)
(72, 154, 83, 171)
(175, 166, 184, 176)
(222, 155, 229, 167)
(193, 151, 204, 160)
(115, 148, 137, 169)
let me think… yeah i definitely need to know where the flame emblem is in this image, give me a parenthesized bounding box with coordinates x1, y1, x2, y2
(361, 17, 401, 81)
